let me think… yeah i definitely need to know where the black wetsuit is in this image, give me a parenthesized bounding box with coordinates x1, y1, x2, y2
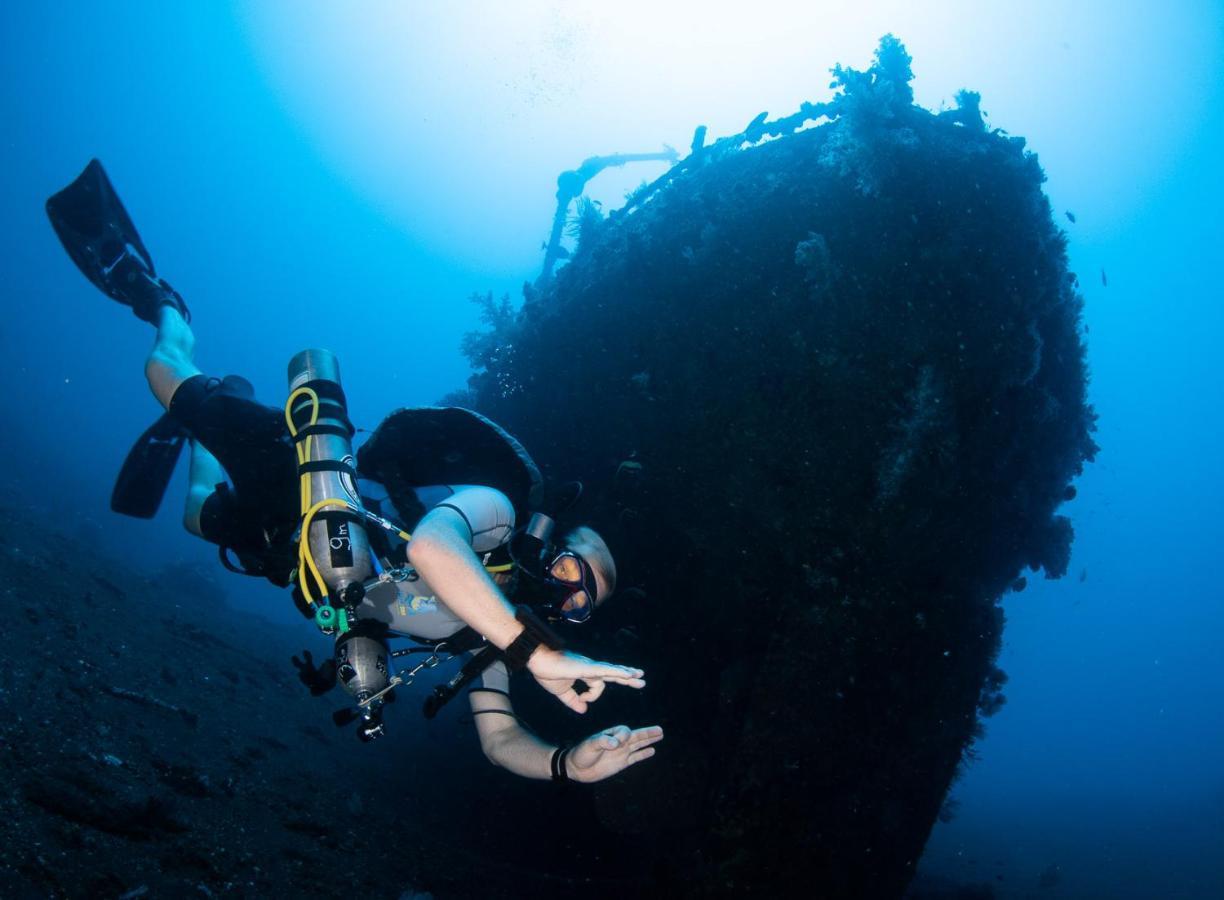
(168, 373, 303, 576)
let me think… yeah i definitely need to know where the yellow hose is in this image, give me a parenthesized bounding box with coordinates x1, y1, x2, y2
(284, 385, 515, 608)
(298, 498, 357, 607)
(285, 387, 323, 606)
(285, 386, 320, 518)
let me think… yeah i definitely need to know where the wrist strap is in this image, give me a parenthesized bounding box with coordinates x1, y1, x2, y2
(550, 744, 571, 783)
(503, 605, 564, 672)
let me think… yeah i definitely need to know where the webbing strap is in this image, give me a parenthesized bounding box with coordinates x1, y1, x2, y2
(297, 460, 358, 477)
(294, 378, 348, 406)
(293, 422, 354, 439)
(312, 508, 365, 525)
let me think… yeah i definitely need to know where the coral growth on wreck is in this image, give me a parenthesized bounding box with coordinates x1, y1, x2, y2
(461, 35, 1095, 897)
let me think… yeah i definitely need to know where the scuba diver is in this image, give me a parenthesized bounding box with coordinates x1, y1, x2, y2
(46, 159, 663, 782)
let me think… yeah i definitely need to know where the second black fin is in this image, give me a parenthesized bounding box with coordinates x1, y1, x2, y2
(111, 412, 189, 519)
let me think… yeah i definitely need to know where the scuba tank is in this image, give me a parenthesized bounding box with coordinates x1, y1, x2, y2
(287, 348, 374, 605)
(286, 349, 389, 739)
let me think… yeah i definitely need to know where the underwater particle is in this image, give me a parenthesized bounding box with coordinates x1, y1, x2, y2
(1079, 568, 1088, 583)
(1065, 210, 1076, 223)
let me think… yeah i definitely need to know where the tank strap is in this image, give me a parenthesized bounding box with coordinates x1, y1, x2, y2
(297, 459, 358, 477)
(290, 378, 355, 435)
(294, 422, 353, 439)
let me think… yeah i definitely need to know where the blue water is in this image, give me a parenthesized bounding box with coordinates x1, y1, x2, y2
(2, 3, 1221, 896)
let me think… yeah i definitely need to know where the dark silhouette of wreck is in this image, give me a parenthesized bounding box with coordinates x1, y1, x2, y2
(458, 34, 1096, 898)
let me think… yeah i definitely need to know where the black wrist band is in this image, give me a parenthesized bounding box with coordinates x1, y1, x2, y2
(503, 606, 565, 672)
(550, 744, 571, 783)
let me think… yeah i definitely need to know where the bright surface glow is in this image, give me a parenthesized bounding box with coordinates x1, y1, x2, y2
(240, 1, 1220, 276)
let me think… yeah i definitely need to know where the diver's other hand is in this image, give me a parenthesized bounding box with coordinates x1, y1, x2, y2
(568, 725, 664, 783)
(291, 649, 337, 696)
(527, 648, 645, 714)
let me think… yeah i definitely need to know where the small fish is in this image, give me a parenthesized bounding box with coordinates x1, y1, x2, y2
(1079, 568, 1088, 583)
(1065, 210, 1076, 223)
(1101, 268, 1108, 287)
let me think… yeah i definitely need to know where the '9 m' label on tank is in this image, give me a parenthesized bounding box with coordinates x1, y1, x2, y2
(327, 517, 354, 569)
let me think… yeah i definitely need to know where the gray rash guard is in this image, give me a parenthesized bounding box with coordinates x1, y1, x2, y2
(353, 484, 514, 692)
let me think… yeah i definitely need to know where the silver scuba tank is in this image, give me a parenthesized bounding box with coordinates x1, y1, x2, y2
(288, 350, 392, 720)
(287, 348, 374, 607)
(335, 626, 390, 702)
(334, 624, 391, 742)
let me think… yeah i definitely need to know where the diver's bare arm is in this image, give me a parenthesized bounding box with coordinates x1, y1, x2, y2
(470, 690, 554, 780)
(470, 691, 665, 783)
(408, 508, 647, 712)
(406, 507, 523, 648)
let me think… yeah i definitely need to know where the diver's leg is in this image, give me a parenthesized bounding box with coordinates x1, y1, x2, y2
(184, 440, 225, 537)
(145, 305, 202, 410)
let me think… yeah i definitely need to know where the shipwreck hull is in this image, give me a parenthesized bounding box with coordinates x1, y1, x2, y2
(461, 39, 1095, 897)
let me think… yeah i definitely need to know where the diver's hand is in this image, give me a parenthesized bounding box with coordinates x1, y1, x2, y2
(291, 649, 337, 696)
(527, 648, 645, 714)
(567, 725, 665, 784)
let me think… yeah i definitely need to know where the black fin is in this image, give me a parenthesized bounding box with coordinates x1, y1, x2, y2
(46, 159, 188, 322)
(111, 413, 189, 518)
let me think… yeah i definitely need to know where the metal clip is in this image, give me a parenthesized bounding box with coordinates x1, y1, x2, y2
(357, 643, 452, 709)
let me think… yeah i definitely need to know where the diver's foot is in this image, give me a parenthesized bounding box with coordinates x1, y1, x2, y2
(137, 277, 191, 325)
(108, 251, 191, 324)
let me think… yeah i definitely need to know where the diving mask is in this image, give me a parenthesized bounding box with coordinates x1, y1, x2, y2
(543, 550, 599, 624)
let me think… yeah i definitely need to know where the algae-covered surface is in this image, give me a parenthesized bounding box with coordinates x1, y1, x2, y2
(458, 36, 1096, 896)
